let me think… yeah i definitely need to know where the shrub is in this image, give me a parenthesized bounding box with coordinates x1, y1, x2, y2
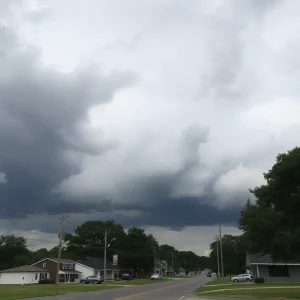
(38, 279, 55, 284)
(255, 277, 264, 284)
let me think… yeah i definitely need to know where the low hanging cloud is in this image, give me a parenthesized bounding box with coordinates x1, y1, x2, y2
(0, 172, 7, 184)
(1, 0, 300, 240)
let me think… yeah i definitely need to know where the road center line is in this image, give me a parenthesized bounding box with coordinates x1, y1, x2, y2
(114, 283, 182, 300)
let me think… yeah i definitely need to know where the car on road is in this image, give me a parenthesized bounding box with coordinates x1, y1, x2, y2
(151, 273, 163, 280)
(231, 274, 253, 283)
(80, 275, 103, 284)
(207, 272, 212, 277)
(121, 273, 133, 280)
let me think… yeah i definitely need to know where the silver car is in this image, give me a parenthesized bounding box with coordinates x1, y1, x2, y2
(151, 273, 162, 280)
(231, 274, 253, 283)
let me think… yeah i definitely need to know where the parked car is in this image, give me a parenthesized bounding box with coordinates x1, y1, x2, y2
(207, 272, 212, 277)
(80, 275, 103, 284)
(231, 274, 253, 283)
(121, 273, 133, 280)
(151, 273, 163, 280)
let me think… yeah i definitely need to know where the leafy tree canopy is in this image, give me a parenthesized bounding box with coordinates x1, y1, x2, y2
(239, 147, 300, 262)
(210, 234, 247, 275)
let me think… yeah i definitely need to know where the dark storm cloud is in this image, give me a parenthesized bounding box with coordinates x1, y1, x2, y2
(0, 12, 249, 234)
(0, 25, 135, 220)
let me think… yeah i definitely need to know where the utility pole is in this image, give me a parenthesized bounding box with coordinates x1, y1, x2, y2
(216, 236, 220, 279)
(56, 215, 68, 284)
(184, 258, 187, 274)
(219, 223, 224, 279)
(172, 252, 174, 273)
(166, 256, 168, 276)
(103, 229, 107, 283)
(153, 247, 156, 274)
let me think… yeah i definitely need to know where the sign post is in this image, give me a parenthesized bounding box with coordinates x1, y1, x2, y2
(113, 254, 119, 280)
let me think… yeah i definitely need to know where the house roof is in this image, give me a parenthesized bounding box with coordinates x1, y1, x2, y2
(247, 254, 300, 266)
(76, 256, 117, 270)
(155, 260, 174, 272)
(0, 265, 49, 273)
(32, 258, 76, 266)
(49, 258, 76, 264)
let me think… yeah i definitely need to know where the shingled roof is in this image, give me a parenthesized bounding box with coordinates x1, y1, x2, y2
(76, 256, 117, 270)
(246, 254, 300, 266)
(0, 265, 49, 273)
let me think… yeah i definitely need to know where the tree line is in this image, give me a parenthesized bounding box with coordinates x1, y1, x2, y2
(0, 220, 210, 274)
(210, 146, 300, 275)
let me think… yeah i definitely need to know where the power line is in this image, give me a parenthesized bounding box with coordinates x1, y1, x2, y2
(0, 205, 58, 219)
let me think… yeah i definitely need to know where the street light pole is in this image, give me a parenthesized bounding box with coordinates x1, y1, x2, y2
(219, 223, 224, 279)
(103, 229, 116, 283)
(104, 229, 107, 283)
(216, 236, 220, 279)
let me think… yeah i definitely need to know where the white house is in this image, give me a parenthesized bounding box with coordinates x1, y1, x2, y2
(0, 265, 50, 285)
(75, 257, 118, 280)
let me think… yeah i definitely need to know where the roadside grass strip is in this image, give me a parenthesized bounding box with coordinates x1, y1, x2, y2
(0, 284, 119, 300)
(206, 277, 232, 285)
(195, 283, 300, 299)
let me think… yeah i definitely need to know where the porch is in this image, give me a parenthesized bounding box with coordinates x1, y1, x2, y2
(59, 270, 81, 283)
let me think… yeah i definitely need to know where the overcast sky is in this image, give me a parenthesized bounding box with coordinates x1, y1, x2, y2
(0, 0, 299, 256)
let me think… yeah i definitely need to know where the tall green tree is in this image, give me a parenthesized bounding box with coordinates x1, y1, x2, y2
(64, 220, 128, 261)
(239, 147, 300, 262)
(176, 250, 209, 273)
(0, 235, 30, 270)
(210, 234, 247, 275)
(126, 227, 158, 273)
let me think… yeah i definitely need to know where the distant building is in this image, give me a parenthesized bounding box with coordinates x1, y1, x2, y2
(155, 260, 174, 275)
(76, 256, 119, 280)
(0, 265, 50, 285)
(32, 258, 81, 283)
(246, 254, 300, 282)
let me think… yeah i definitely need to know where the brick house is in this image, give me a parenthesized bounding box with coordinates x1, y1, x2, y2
(31, 258, 81, 283)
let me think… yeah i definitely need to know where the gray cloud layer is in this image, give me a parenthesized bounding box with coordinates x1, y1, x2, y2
(1, 0, 300, 238)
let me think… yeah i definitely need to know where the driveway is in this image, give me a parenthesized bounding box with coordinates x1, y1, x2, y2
(22, 276, 211, 300)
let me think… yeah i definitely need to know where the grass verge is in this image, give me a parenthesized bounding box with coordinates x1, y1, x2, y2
(0, 283, 119, 300)
(195, 282, 300, 299)
(173, 275, 198, 278)
(108, 278, 171, 285)
(206, 277, 232, 285)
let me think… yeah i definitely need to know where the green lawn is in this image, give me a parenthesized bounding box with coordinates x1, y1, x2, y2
(107, 278, 171, 285)
(206, 277, 232, 285)
(0, 284, 119, 300)
(173, 275, 198, 278)
(195, 282, 300, 299)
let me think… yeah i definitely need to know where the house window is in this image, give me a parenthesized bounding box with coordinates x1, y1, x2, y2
(74, 274, 79, 279)
(268, 265, 290, 277)
(35, 273, 38, 280)
(43, 263, 46, 268)
(68, 264, 71, 269)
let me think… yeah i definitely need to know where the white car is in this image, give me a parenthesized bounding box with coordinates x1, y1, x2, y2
(231, 274, 253, 283)
(151, 273, 162, 280)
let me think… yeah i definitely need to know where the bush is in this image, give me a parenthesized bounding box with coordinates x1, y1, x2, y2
(255, 277, 264, 284)
(38, 279, 55, 284)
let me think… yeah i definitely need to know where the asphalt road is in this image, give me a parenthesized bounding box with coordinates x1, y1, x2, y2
(23, 276, 211, 300)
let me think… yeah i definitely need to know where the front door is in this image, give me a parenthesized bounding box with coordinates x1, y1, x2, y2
(70, 274, 75, 282)
(65, 274, 70, 282)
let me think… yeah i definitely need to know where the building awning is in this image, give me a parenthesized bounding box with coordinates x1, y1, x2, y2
(59, 270, 81, 274)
